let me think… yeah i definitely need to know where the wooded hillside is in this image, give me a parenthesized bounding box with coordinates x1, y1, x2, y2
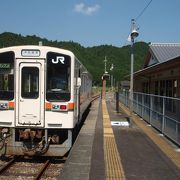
(0, 32, 149, 85)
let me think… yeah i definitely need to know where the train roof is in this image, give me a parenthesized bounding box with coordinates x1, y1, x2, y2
(0, 45, 75, 57)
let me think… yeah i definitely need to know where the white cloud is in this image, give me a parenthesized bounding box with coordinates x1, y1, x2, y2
(74, 3, 100, 15)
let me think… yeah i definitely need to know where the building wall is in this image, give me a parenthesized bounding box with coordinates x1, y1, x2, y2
(133, 58, 180, 122)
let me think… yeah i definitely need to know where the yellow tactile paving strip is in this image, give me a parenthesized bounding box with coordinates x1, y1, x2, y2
(102, 99, 126, 180)
(119, 102, 180, 169)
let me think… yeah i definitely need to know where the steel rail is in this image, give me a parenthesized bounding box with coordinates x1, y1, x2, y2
(34, 160, 50, 180)
(0, 156, 19, 175)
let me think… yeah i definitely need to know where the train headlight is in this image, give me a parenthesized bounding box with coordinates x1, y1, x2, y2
(52, 104, 67, 112)
(52, 104, 59, 110)
(0, 102, 8, 110)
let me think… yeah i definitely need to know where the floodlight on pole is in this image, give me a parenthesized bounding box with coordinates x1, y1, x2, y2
(129, 19, 139, 112)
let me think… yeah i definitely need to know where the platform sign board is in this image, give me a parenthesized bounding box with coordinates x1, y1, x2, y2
(111, 121, 129, 127)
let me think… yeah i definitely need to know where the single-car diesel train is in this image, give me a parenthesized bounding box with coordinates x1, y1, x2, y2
(0, 45, 92, 156)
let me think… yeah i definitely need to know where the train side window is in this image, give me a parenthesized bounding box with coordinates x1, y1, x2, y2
(0, 52, 14, 100)
(46, 52, 71, 102)
(21, 67, 39, 99)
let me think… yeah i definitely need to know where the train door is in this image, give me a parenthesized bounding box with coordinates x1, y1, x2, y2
(16, 61, 44, 126)
(76, 76, 81, 120)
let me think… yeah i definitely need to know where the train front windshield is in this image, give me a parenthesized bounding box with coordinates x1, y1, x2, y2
(46, 52, 71, 102)
(0, 52, 14, 100)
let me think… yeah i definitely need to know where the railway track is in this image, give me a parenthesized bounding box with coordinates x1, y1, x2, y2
(0, 155, 65, 179)
(92, 94, 100, 102)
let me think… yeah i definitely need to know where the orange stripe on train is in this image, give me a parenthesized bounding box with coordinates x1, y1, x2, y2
(8, 102, 14, 110)
(68, 103, 74, 111)
(45, 102, 52, 111)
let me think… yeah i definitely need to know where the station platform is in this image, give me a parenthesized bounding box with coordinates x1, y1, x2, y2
(59, 93, 180, 180)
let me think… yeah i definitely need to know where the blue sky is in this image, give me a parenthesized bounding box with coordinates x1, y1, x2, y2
(0, 0, 179, 47)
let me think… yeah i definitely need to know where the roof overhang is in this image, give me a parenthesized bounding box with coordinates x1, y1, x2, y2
(134, 56, 180, 78)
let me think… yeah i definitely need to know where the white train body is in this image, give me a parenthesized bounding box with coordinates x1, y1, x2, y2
(0, 45, 92, 156)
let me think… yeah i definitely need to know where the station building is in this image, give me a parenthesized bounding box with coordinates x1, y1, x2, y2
(133, 43, 180, 122)
(134, 43, 180, 96)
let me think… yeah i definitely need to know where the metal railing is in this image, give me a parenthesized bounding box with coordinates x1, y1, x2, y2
(119, 91, 180, 146)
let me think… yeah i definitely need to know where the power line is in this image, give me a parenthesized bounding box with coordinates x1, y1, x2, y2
(135, 0, 153, 21)
(123, 0, 153, 46)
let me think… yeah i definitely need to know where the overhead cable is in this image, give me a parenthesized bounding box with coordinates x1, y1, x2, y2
(135, 0, 153, 21)
(123, 0, 153, 46)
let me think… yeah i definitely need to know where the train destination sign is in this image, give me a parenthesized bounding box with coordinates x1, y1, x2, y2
(21, 49, 40, 57)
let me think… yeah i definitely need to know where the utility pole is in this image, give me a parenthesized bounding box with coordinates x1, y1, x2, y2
(129, 19, 139, 113)
(104, 56, 107, 73)
(110, 63, 114, 91)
